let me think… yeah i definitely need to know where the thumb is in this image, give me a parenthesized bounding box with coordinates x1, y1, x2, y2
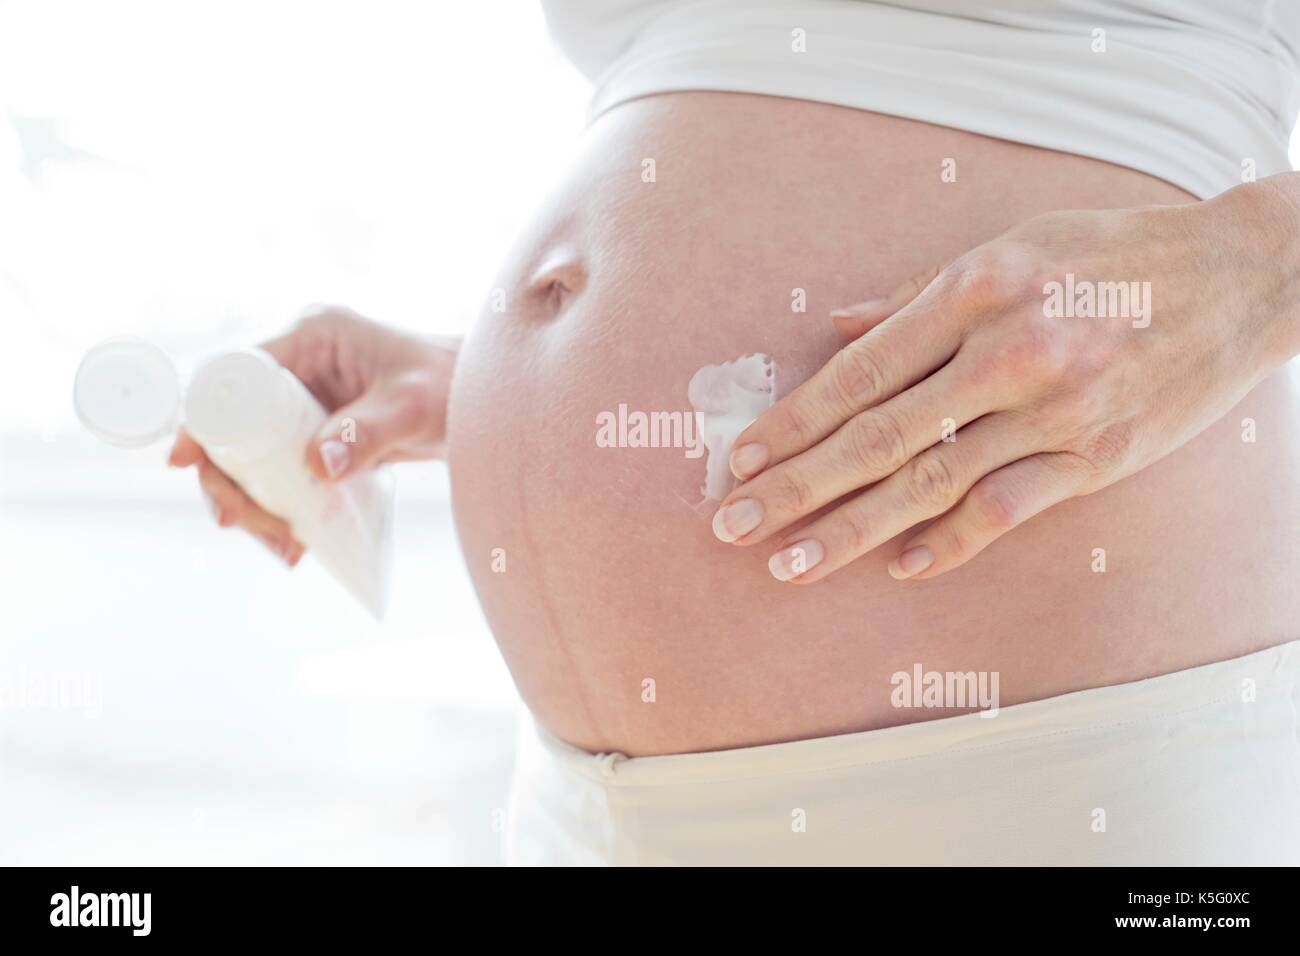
(306, 384, 421, 481)
(830, 263, 944, 341)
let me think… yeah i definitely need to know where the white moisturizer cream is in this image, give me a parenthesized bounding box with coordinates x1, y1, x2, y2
(687, 353, 775, 501)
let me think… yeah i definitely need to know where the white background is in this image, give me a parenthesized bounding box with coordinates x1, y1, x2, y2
(0, 0, 586, 866)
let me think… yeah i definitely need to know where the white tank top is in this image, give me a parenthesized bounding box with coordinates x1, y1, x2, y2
(542, 0, 1300, 198)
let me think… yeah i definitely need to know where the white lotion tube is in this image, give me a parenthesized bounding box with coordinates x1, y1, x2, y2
(74, 340, 395, 618)
(184, 349, 395, 617)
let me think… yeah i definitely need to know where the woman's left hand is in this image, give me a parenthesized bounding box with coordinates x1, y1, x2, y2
(712, 180, 1299, 583)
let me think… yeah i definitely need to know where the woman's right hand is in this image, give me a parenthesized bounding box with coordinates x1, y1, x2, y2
(166, 304, 460, 565)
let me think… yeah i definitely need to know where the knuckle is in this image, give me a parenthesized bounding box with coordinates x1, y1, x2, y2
(998, 320, 1070, 383)
(938, 520, 972, 559)
(769, 467, 813, 514)
(906, 263, 943, 299)
(844, 412, 908, 474)
(953, 251, 1024, 310)
(777, 398, 819, 448)
(290, 308, 331, 338)
(294, 302, 352, 330)
(218, 495, 243, 525)
(835, 508, 873, 555)
(289, 304, 363, 351)
(1082, 421, 1137, 471)
(966, 481, 1019, 532)
(833, 344, 888, 408)
(957, 347, 1006, 392)
(1054, 382, 1106, 433)
(905, 452, 959, 508)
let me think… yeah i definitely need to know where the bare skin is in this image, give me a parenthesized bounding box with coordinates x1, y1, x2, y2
(176, 93, 1300, 757)
(719, 181, 1300, 584)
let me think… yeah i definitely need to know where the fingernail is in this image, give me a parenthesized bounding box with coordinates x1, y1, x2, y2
(888, 545, 934, 580)
(730, 443, 769, 480)
(319, 439, 350, 479)
(712, 498, 764, 542)
(830, 298, 886, 318)
(769, 539, 824, 581)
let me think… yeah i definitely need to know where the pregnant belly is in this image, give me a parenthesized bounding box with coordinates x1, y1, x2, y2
(447, 92, 1300, 756)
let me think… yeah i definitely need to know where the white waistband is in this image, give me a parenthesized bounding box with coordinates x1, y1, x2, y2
(508, 642, 1300, 864)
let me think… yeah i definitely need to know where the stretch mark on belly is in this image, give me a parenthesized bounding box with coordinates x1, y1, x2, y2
(687, 353, 775, 502)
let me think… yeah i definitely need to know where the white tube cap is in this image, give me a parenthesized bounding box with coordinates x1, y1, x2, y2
(73, 337, 182, 449)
